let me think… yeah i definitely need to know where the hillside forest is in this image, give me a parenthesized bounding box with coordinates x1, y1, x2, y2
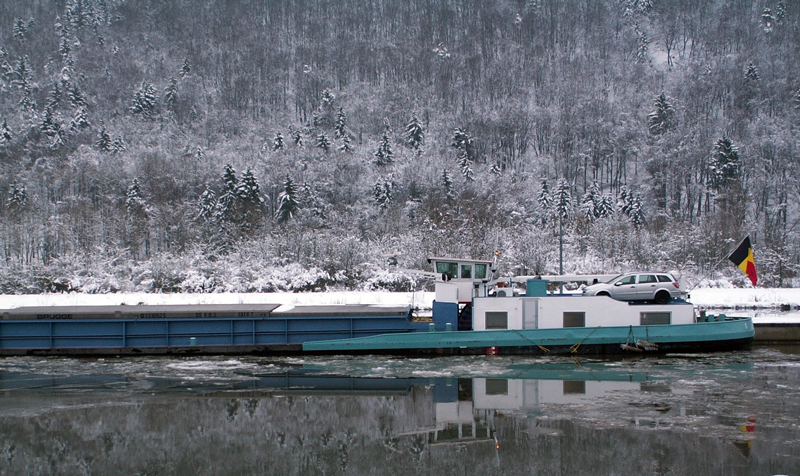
(1, 0, 799, 294)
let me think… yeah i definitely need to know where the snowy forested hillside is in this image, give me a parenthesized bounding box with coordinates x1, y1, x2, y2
(0, 0, 798, 294)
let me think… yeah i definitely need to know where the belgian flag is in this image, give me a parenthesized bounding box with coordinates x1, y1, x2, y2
(728, 236, 757, 287)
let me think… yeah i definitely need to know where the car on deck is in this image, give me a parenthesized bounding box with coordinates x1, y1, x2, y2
(582, 272, 683, 304)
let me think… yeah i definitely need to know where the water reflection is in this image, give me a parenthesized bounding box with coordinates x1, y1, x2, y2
(0, 352, 798, 475)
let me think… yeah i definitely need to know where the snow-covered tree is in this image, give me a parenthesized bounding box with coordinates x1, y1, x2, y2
(130, 81, 157, 117)
(290, 127, 303, 147)
(629, 192, 645, 228)
(276, 175, 300, 224)
(68, 84, 86, 108)
(373, 177, 394, 208)
(708, 136, 740, 192)
(374, 128, 394, 166)
(451, 128, 475, 181)
(125, 178, 148, 217)
(236, 168, 262, 204)
(111, 136, 126, 153)
(762, 8, 774, 32)
(538, 178, 553, 224)
(69, 106, 90, 131)
(617, 186, 633, 217)
(597, 195, 615, 219)
(0, 119, 12, 146)
(163, 77, 178, 112)
(272, 132, 285, 151)
(316, 132, 331, 152)
(580, 181, 601, 221)
(334, 107, 347, 139)
(197, 188, 217, 222)
(7, 181, 27, 215)
(554, 178, 572, 223)
(339, 134, 354, 153)
(179, 58, 191, 78)
(47, 83, 62, 111)
(13, 19, 27, 40)
(635, 23, 649, 63)
(648, 93, 676, 135)
(405, 113, 424, 152)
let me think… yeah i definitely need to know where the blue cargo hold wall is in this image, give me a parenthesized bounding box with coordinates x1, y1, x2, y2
(0, 311, 418, 354)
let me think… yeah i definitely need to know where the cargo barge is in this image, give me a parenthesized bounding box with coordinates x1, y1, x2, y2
(0, 257, 754, 356)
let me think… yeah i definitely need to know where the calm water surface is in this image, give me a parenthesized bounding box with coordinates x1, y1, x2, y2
(0, 347, 798, 475)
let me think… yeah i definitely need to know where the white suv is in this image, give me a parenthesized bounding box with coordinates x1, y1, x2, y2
(582, 272, 683, 304)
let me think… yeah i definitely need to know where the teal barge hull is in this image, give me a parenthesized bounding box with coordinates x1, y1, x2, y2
(303, 318, 755, 355)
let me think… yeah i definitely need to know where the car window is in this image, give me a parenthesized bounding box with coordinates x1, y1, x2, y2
(639, 274, 657, 283)
(657, 275, 673, 283)
(619, 275, 636, 285)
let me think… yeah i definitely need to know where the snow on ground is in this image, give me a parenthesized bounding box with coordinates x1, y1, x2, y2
(689, 288, 800, 309)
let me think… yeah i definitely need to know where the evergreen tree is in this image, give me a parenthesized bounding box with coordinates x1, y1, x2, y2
(7, 181, 27, 215)
(490, 162, 502, 175)
(708, 136, 740, 192)
(40, 108, 61, 137)
(13, 19, 28, 40)
(373, 177, 394, 209)
(457, 150, 474, 181)
(554, 178, 572, 223)
(222, 164, 238, 193)
(334, 107, 347, 139)
(47, 83, 63, 111)
(316, 131, 331, 152)
(68, 84, 86, 107)
(597, 195, 615, 219)
(618, 186, 633, 217)
(580, 181, 601, 221)
(197, 188, 217, 222)
(163, 77, 178, 112)
(320, 88, 335, 111)
(0, 119, 12, 146)
(131, 81, 157, 117)
(648, 93, 676, 135)
(272, 132, 285, 151)
(775, 1, 786, 21)
(275, 175, 300, 223)
(744, 63, 760, 86)
(374, 128, 394, 166)
(538, 178, 553, 224)
(451, 128, 475, 180)
(629, 192, 645, 228)
(179, 58, 191, 78)
(339, 134, 354, 153)
(236, 168, 262, 204)
(125, 178, 148, 217)
(405, 113, 424, 152)
(635, 23, 649, 63)
(290, 128, 303, 147)
(111, 136, 126, 153)
(95, 127, 111, 151)
(69, 106, 90, 130)
(762, 8, 774, 32)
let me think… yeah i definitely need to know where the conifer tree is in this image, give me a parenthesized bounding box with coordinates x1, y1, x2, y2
(236, 168, 262, 204)
(13, 19, 28, 40)
(554, 179, 572, 223)
(374, 128, 394, 166)
(0, 119, 12, 146)
(648, 93, 676, 135)
(334, 107, 347, 139)
(197, 188, 217, 222)
(276, 175, 300, 223)
(111, 137, 126, 153)
(7, 181, 27, 215)
(451, 128, 475, 180)
(405, 113, 424, 152)
(69, 84, 86, 108)
(95, 127, 111, 151)
(635, 23, 649, 63)
(339, 134, 354, 153)
(580, 181, 601, 221)
(272, 132, 285, 151)
(538, 178, 553, 224)
(490, 162, 502, 175)
(762, 8, 774, 32)
(163, 77, 178, 112)
(316, 132, 331, 152)
(125, 179, 148, 217)
(373, 178, 394, 208)
(69, 106, 90, 131)
(629, 193, 645, 228)
(618, 186, 633, 217)
(131, 81, 157, 117)
(597, 195, 615, 219)
(179, 58, 191, 78)
(708, 136, 740, 192)
(290, 128, 303, 147)
(47, 83, 62, 111)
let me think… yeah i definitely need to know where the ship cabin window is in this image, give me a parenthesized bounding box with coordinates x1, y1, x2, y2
(486, 379, 509, 395)
(475, 264, 488, 279)
(640, 312, 671, 325)
(563, 312, 586, 328)
(461, 264, 472, 279)
(436, 261, 459, 280)
(485, 311, 508, 329)
(563, 380, 586, 394)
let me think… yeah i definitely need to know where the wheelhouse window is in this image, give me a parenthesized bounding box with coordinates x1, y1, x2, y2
(474, 263, 487, 279)
(563, 312, 586, 328)
(485, 311, 508, 329)
(640, 312, 671, 325)
(436, 262, 459, 280)
(461, 264, 472, 279)
(486, 379, 509, 395)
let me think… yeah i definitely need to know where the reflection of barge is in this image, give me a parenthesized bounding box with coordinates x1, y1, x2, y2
(0, 258, 753, 355)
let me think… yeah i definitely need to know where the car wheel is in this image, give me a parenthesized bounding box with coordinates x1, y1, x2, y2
(654, 290, 670, 304)
(596, 291, 610, 297)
